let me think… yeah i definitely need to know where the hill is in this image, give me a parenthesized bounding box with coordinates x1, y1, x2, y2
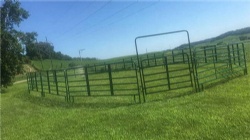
(30, 27, 250, 71)
(177, 27, 250, 49)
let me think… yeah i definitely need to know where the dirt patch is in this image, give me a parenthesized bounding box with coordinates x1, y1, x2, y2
(23, 64, 36, 72)
(14, 80, 27, 84)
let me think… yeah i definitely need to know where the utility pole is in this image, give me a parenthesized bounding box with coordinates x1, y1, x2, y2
(79, 49, 85, 61)
(45, 37, 53, 70)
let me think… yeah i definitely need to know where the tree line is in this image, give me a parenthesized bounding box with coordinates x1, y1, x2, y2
(20, 32, 72, 60)
(1, 0, 71, 87)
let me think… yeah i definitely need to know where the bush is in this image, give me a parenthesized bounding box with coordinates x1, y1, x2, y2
(68, 62, 77, 68)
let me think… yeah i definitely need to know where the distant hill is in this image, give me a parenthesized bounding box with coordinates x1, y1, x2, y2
(177, 27, 250, 49)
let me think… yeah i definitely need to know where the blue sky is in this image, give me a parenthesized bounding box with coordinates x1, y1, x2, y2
(16, 0, 250, 59)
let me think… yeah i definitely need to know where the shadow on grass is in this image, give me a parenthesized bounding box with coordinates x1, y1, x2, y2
(144, 88, 196, 103)
(143, 74, 248, 103)
(17, 74, 248, 109)
(17, 92, 140, 109)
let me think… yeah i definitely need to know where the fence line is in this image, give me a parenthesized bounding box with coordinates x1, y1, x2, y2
(27, 43, 248, 103)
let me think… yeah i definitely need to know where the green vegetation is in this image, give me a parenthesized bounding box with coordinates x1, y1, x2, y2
(1, 1, 249, 138)
(1, 0, 29, 87)
(2, 41, 249, 140)
(1, 62, 249, 139)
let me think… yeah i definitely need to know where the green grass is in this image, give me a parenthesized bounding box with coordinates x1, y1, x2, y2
(2, 73, 250, 139)
(2, 60, 250, 139)
(3, 40, 250, 139)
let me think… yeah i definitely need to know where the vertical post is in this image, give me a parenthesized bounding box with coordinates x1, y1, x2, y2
(64, 70, 69, 102)
(47, 71, 51, 93)
(164, 57, 171, 90)
(236, 44, 240, 66)
(134, 63, 141, 103)
(212, 48, 217, 79)
(54, 71, 59, 95)
(204, 46, 207, 63)
(30, 73, 34, 90)
(242, 43, 248, 75)
(187, 54, 193, 87)
(182, 49, 185, 63)
(154, 53, 157, 66)
(140, 63, 147, 95)
(26, 73, 30, 94)
(227, 45, 233, 71)
(35, 72, 38, 91)
(147, 54, 149, 66)
(232, 44, 236, 64)
(214, 45, 218, 62)
(193, 51, 200, 92)
(172, 50, 174, 63)
(108, 64, 114, 96)
(131, 57, 134, 68)
(39, 72, 45, 97)
(85, 67, 91, 96)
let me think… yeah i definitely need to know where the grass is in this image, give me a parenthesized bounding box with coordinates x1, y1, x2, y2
(2, 43, 250, 139)
(2, 41, 250, 139)
(1, 68, 250, 139)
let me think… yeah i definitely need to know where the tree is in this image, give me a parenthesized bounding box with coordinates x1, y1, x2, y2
(1, 0, 29, 87)
(19, 32, 41, 59)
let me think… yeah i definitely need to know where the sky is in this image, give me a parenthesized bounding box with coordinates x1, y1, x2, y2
(13, 0, 250, 59)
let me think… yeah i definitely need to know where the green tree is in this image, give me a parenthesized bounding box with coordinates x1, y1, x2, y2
(20, 32, 39, 59)
(1, 0, 29, 87)
(35, 42, 55, 59)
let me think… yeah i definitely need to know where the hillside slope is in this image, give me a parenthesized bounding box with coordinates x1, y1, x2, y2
(177, 27, 250, 49)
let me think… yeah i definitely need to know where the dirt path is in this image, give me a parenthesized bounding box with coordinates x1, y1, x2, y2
(23, 64, 36, 72)
(14, 80, 27, 84)
(14, 64, 36, 84)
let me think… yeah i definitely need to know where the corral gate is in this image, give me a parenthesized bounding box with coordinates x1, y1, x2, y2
(141, 53, 193, 94)
(135, 30, 194, 102)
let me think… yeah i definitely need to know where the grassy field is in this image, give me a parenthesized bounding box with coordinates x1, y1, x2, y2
(1, 66, 250, 139)
(2, 42, 250, 139)
(2, 46, 250, 140)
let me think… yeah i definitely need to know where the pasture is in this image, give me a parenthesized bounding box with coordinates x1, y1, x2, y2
(1, 67, 250, 139)
(2, 41, 250, 140)
(26, 42, 248, 103)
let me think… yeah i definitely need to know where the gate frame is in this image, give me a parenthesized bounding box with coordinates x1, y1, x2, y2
(134, 30, 194, 102)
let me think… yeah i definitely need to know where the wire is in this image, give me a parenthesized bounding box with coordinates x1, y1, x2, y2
(74, 1, 138, 36)
(71, 1, 159, 40)
(58, 0, 112, 39)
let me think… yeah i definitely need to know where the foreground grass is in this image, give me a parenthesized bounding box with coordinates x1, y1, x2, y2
(2, 43, 250, 139)
(1, 69, 250, 140)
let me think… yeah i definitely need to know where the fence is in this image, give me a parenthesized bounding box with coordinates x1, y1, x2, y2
(27, 61, 141, 103)
(140, 53, 193, 96)
(27, 30, 248, 103)
(193, 43, 247, 91)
